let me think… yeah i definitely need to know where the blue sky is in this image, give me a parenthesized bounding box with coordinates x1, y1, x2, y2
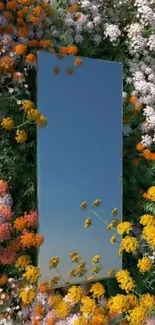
(37, 53, 123, 285)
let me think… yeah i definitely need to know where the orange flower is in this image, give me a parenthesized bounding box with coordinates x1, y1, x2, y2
(46, 317, 55, 325)
(49, 9, 54, 15)
(27, 39, 39, 47)
(136, 142, 144, 152)
(4, 26, 14, 34)
(34, 304, 44, 314)
(29, 15, 39, 24)
(39, 284, 47, 293)
(35, 233, 44, 247)
(26, 53, 36, 63)
(50, 48, 56, 53)
(0, 2, 5, 10)
(130, 96, 137, 103)
(39, 40, 52, 47)
(20, 232, 35, 248)
(67, 45, 78, 55)
(18, 26, 28, 37)
(0, 274, 8, 286)
(143, 193, 150, 200)
(0, 180, 8, 194)
(134, 102, 142, 111)
(17, 17, 26, 25)
(74, 57, 82, 67)
(53, 66, 61, 74)
(17, 9, 25, 17)
(0, 56, 15, 73)
(6, 1, 18, 10)
(132, 159, 140, 166)
(9, 238, 21, 252)
(42, 2, 49, 9)
(14, 216, 27, 231)
(4, 11, 13, 22)
(13, 72, 24, 82)
(59, 46, 68, 55)
(68, 4, 79, 12)
(14, 44, 27, 55)
(22, 5, 29, 13)
(143, 149, 152, 160)
(33, 5, 42, 15)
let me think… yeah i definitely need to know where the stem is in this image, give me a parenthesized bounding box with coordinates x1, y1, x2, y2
(56, 267, 66, 285)
(90, 210, 108, 226)
(13, 119, 31, 129)
(83, 274, 88, 282)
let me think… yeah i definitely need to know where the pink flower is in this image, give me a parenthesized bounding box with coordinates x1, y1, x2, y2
(0, 180, 8, 195)
(0, 222, 12, 242)
(24, 210, 38, 229)
(146, 317, 155, 325)
(0, 205, 13, 222)
(0, 247, 17, 265)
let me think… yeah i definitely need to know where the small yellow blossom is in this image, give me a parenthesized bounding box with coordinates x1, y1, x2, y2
(92, 199, 101, 207)
(121, 236, 138, 253)
(80, 296, 96, 316)
(15, 130, 28, 143)
(117, 222, 132, 235)
(140, 214, 155, 226)
(22, 99, 35, 111)
(116, 270, 135, 293)
(49, 257, 60, 269)
(55, 300, 71, 319)
(147, 186, 155, 201)
(111, 208, 118, 217)
(48, 294, 62, 307)
(106, 223, 113, 231)
(68, 269, 77, 278)
(92, 255, 100, 264)
(36, 113, 47, 127)
(23, 265, 40, 284)
(108, 269, 116, 277)
(137, 257, 152, 272)
(127, 305, 147, 325)
(110, 235, 116, 244)
(142, 225, 155, 249)
(15, 255, 32, 271)
(84, 217, 92, 228)
(49, 276, 61, 287)
(106, 294, 129, 313)
(74, 317, 89, 325)
(140, 293, 155, 311)
(27, 108, 39, 121)
(91, 266, 101, 274)
(66, 286, 84, 305)
(19, 286, 36, 305)
(80, 201, 87, 209)
(89, 283, 105, 300)
(1, 117, 14, 130)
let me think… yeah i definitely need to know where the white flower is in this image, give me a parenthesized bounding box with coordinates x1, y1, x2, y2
(141, 134, 153, 147)
(104, 24, 121, 42)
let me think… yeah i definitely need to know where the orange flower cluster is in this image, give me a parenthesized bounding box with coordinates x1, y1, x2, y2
(20, 232, 44, 249)
(14, 210, 38, 231)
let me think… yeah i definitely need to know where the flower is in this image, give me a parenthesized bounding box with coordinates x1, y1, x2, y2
(121, 236, 138, 253)
(15, 255, 32, 271)
(117, 222, 132, 235)
(23, 265, 41, 283)
(110, 235, 116, 244)
(111, 208, 118, 217)
(74, 58, 82, 67)
(0, 206, 13, 222)
(0, 222, 12, 242)
(147, 186, 155, 201)
(80, 201, 87, 209)
(116, 270, 135, 293)
(92, 255, 100, 264)
(0, 247, 16, 265)
(67, 46, 78, 55)
(55, 300, 71, 319)
(89, 283, 105, 300)
(14, 44, 27, 55)
(137, 257, 152, 272)
(84, 217, 92, 228)
(15, 130, 28, 143)
(0, 274, 8, 286)
(1, 117, 14, 130)
(66, 286, 84, 305)
(127, 306, 147, 325)
(0, 181, 8, 194)
(142, 225, 155, 249)
(49, 257, 60, 269)
(106, 294, 129, 313)
(80, 296, 97, 317)
(92, 199, 101, 207)
(140, 214, 155, 226)
(20, 286, 36, 305)
(91, 266, 101, 274)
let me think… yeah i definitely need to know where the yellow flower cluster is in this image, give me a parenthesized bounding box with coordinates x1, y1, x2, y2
(55, 300, 71, 319)
(106, 294, 129, 313)
(117, 221, 132, 235)
(121, 236, 138, 253)
(127, 305, 147, 325)
(70, 252, 81, 263)
(49, 257, 60, 269)
(89, 283, 105, 299)
(74, 317, 89, 325)
(92, 255, 100, 264)
(49, 275, 61, 287)
(48, 294, 62, 307)
(137, 257, 152, 272)
(92, 199, 101, 207)
(140, 214, 155, 226)
(110, 235, 116, 244)
(23, 265, 40, 283)
(116, 270, 135, 293)
(111, 207, 118, 216)
(66, 286, 84, 305)
(80, 201, 87, 209)
(15, 130, 28, 143)
(84, 217, 92, 228)
(80, 296, 96, 316)
(142, 225, 155, 249)
(22, 99, 47, 127)
(15, 255, 32, 271)
(147, 186, 155, 201)
(140, 293, 155, 311)
(91, 266, 101, 274)
(1, 117, 14, 130)
(19, 286, 36, 305)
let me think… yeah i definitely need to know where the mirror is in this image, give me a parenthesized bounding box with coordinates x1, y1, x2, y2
(37, 53, 122, 288)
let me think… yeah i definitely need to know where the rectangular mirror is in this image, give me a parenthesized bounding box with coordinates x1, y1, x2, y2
(37, 53, 122, 288)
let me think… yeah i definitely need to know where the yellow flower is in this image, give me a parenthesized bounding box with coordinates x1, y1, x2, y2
(49, 276, 61, 287)
(27, 108, 39, 121)
(92, 255, 100, 264)
(68, 269, 77, 278)
(15, 255, 32, 271)
(84, 217, 92, 228)
(117, 222, 132, 235)
(36, 113, 47, 127)
(140, 214, 155, 226)
(55, 300, 71, 319)
(80, 201, 87, 209)
(78, 260, 86, 268)
(92, 199, 101, 207)
(110, 235, 116, 244)
(126, 294, 139, 309)
(90, 314, 108, 325)
(76, 267, 87, 277)
(89, 283, 105, 300)
(15, 130, 28, 143)
(22, 99, 35, 111)
(111, 208, 118, 216)
(91, 266, 101, 274)
(106, 223, 113, 231)
(116, 270, 135, 293)
(1, 117, 14, 130)
(48, 294, 62, 307)
(147, 186, 155, 201)
(137, 257, 152, 272)
(19, 286, 36, 305)
(106, 294, 129, 313)
(66, 286, 84, 305)
(49, 257, 60, 269)
(142, 225, 155, 249)
(80, 296, 97, 316)
(23, 265, 40, 284)
(127, 306, 147, 325)
(140, 293, 155, 311)
(121, 236, 138, 253)
(108, 269, 116, 277)
(74, 317, 89, 325)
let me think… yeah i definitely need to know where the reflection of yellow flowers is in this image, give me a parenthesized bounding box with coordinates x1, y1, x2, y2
(140, 214, 155, 226)
(68, 269, 77, 278)
(78, 260, 86, 268)
(1, 117, 14, 130)
(116, 270, 135, 293)
(70, 253, 81, 263)
(90, 283, 105, 299)
(111, 208, 118, 216)
(84, 217, 92, 228)
(80, 296, 96, 316)
(15, 130, 28, 143)
(15, 255, 32, 271)
(76, 267, 87, 277)
(106, 223, 113, 231)
(92, 255, 100, 264)
(137, 257, 152, 272)
(19, 286, 36, 305)
(117, 222, 132, 235)
(55, 300, 71, 319)
(110, 235, 116, 244)
(49, 257, 60, 269)
(92, 199, 101, 207)
(142, 225, 155, 249)
(23, 265, 40, 284)
(49, 275, 61, 287)
(121, 236, 138, 253)
(67, 286, 84, 305)
(108, 269, 116, 277)
(80, 201, 87, 209)
(91, 266, 101, 274)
